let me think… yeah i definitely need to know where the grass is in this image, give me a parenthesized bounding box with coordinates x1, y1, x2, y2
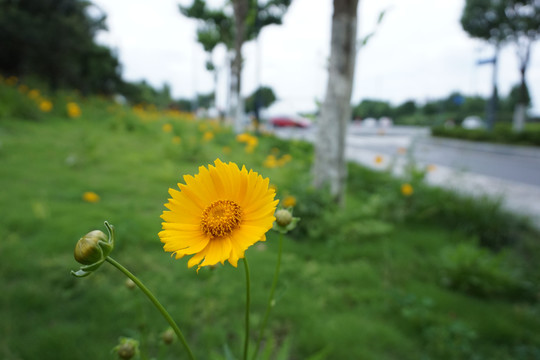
(1, 82, 540, 359)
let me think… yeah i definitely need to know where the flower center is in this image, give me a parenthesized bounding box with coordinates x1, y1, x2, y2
(201, 200, 242, 238)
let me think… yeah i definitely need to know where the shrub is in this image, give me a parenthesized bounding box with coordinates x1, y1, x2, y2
(439, 242, 534, 300)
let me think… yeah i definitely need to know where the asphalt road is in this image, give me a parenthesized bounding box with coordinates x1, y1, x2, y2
(275, 125, 540, 188)
(273, 124, 540, 223)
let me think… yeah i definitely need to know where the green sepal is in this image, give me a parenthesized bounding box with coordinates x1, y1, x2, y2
(273, 216, 300, 234)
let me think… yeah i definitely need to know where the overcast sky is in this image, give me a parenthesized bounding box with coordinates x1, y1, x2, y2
(92, 0, 540, 115)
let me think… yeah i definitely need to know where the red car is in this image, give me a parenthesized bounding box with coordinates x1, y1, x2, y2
(269, 116, 312, 128)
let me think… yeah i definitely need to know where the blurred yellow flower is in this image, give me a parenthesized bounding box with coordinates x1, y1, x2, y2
(203, 131, 214, 141)
(162, 123, 173, 133)
(237, 133, 258, 153)
(282, 195, 297, 208)
(198, 123, 208, 131)
(236, 133, 251, 143)
(18, 84, 29, 93)
(39, 100, 53, 112)
(82, 191, 100, 203)
(374, 155, 384, 164)
(277, 154, 292, 166)
(401, 183, 413, 197)
(159, 159, 278, 271)
(172, 136, 181, 144)
(426, 164, 436, 172)
(263, 154, 278, 168)
(28, 89, 40, 99)
(67, 102, 82, 118)
(397, 147, 407, 154)
(5, 76, 18, 86)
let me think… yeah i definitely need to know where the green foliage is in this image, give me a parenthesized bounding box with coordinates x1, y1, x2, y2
(352, 99, 392, 119)
(245, 85, 277, 113)
(2, 87, 540, 359)
(0, 0, 122, 94)
(432, 124, 540, 146)
(440, 242, 533, 300)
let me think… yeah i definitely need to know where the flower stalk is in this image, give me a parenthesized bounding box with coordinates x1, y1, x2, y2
(252, 233, 284, 360)
(105, 256, 196, 360)
(243, 257, 251, 360)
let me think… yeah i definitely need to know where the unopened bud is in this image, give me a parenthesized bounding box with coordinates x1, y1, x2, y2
(125, 278, 136, 290)
(74, 230, 107, 265)
(275, 209, 293, 227)
(113, 337, 139, 360)
(162, 328, 175, 345)
(71, 221, 115, 278)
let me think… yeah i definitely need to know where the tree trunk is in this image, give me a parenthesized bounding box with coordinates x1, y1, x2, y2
(313, 0, 359, 205)
(231, 0, 249, 133)
(512, 58, 528, 132)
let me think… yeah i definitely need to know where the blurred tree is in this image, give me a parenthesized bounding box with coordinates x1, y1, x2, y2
(352, 99, 392, 119)
(0, 0, 122, 94)
(197, 91, 215, 109)
(313, 0, 359, 204)
(461, 0, 540, 131)
(461, 0, 508, 130)
(244, 86, 276, 113)
(179, 0, 292, 131)
(394, 100, 417, 118)
(118, 80, 173, 108)
(502, 83, 531, 113)
(504, 0, 539, 131)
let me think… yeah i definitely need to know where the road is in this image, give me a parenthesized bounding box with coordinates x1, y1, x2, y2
(273, 125, 540, 224)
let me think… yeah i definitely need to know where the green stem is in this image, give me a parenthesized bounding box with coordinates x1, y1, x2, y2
(243, 257, 251, 360)
(105, 256, 196, 360)
(252, 233, 283, 360)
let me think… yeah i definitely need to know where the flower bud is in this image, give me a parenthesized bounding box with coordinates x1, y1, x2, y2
(74, 230, 107, 265)
(113, 337, 139, 360)
(275, 209, 293, 227)
(71, 221, 115, 278)
(125, 278, 136, 290)
(162, 328, 175, 345)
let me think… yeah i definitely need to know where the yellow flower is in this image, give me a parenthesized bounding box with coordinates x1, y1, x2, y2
(18, 84, 29, 93)
(5, 76, 18, 86)
(401, 183, 413, 197)
(426, 164, 436, 172)
(277, 154, 292, 166)
(39, 100, 53, 112)
(263, 155, 278, 168)
(203, 131, 214, 141)
(282, 195, 296, 208)
(28, 89, 40, 99)
(374, 155, 384, 164)
(67, 102, 82, 118)
(159, 159, 278, 271)
(172, 136, 181, 144)
(82, 191, 100, 203)
(162, 123, 173, 133)
(397, 147, 407, 154)
(236, 133, 251, 143)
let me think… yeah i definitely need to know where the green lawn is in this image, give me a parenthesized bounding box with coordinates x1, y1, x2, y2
(1, 87, 540, 359)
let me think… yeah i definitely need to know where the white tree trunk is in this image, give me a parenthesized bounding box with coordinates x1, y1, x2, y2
(313, 0, 359, 204)
(231, 0, 248, 134)
(512, 104, 526, 132)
